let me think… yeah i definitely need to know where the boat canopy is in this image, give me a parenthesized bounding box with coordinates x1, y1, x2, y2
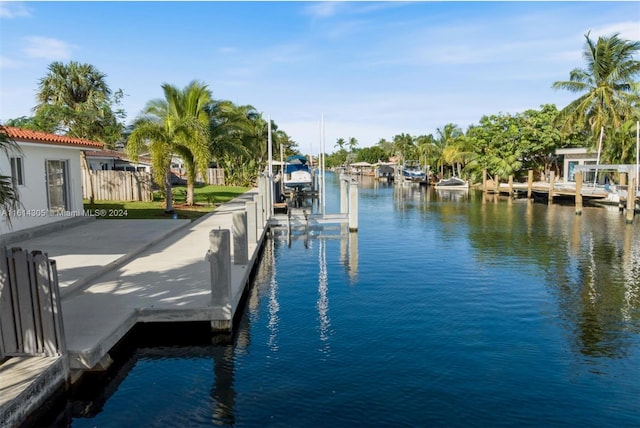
(286, 155, 308, 165)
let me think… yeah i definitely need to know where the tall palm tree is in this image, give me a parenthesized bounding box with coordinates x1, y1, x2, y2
(348, 137, 359, 152)
(128, 80, 212, 209)
(335, 138, 346, 151)
(552, 32, 640, 158)
(35, 61, 123, 146)
(0, 126, 21, 226)
(436, 123, 466, 176)
(392, 133, 415, 164)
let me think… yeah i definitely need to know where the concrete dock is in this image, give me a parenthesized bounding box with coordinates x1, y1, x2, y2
(1, 188, 267, 426)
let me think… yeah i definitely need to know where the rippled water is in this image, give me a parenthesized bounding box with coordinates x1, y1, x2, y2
(50, 173, 639, 427)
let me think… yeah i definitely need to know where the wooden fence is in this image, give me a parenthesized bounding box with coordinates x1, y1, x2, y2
(82, 170, 154, 202)
(200, 168, 226, 186)
(0, 247, 66, 359)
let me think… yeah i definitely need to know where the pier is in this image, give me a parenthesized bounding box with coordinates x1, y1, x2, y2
(482, 168, 639, 222)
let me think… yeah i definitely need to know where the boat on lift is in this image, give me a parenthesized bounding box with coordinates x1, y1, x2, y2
(284, 155, 313, 191)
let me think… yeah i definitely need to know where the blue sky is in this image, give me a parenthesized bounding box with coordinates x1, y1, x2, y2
(1, 1, 638, 154)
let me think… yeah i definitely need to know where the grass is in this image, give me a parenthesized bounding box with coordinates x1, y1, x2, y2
(84, 184, 250, 221)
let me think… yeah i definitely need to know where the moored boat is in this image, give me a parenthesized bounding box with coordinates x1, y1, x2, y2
(402, 163, 426, 183)
(284, 155, 312, 191)
(434, 177, 469, 189)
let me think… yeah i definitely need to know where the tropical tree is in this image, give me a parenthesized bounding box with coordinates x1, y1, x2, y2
(0, 126, 21, 225)
(347, 137, 359, 152)
(34, 61, 125, 147)
(552, 32, 640, 160)
(415, 134, 437, 172)
(335, 138, 346, 151)
(392, 133, 416, 164)
(437, 123, 471, 177)
(128, 80, 212, 209)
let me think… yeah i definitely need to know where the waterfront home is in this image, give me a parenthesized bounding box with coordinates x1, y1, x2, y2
(0, 126, 103, 236)
(556, 147, 598, 183)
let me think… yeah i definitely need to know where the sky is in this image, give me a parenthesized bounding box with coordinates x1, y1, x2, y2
(1, 1, 639, 155)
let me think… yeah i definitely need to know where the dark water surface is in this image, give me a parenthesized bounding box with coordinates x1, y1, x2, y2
(50, 173, 639, 427)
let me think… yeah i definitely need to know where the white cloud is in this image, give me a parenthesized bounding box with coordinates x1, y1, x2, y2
(0, 56, 22, 69)
(0, 2, 31, 19)
(303, 2, 345, 19)
(589, 21, 640, 41)
(23, 36, 73, 60)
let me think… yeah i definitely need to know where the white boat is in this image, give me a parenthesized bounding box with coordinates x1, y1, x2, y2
(402, 163, 426, 183)
(434, 177, 469, 189)
(284, 155, 312, 191)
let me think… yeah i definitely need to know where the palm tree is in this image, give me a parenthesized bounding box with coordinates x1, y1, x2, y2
(392, 133, 415, 164)
(552, 32, 640, 158)
(0, 126, 22, 225)
(35, 61, 123, 146)
(436, 123, 467, 176)
(128, 80, 212, 210)
(348, 137, 359, 152)
(335, 138, 346, 151)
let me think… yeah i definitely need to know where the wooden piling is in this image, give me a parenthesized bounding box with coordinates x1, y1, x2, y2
(482, 169, 487, 193)
(575, 171, 583, 215)
(527, 170, 533, 199)
(548, 172, 555, 205)
(508, 175, 514, 197)
(626, 176, 636, 224)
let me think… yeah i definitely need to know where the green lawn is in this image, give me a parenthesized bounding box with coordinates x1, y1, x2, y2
(84, 184, 250, 221)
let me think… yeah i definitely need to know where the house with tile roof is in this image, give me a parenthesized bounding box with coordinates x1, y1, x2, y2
(0, 126, 103, 237)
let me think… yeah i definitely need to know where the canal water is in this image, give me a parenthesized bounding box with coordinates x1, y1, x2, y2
(46, 173, 639, 427)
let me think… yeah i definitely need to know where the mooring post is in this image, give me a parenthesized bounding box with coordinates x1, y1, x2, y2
(349, 180, 358, 232)
(626, 176, 636, 224)
(575, 171, 583, 215)
(495, 175, 500, 194)
(254, 194, 264, 231)
(232, 211, 248, 265)
(527, 170, 533, 199)
(340, 176, 348, 214)
(508, 175, 514, 197)
(245, 201, 257, 245)
(209, 229, 232, 331)
(548, 171, 555, 205)
(482, 169, 487, 193)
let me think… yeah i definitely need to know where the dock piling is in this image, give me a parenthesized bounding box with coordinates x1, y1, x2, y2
(209, 229, 232, 331)
(575, 171, 583, 215)
(527, 170, 533, 199)
(246, 201, 257, 245)
(349, 180, 359, 232)
(626, 176, 636, 224)
(232, 211, 248, 265)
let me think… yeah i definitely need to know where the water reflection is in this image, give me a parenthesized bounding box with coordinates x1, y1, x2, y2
(462, 193, 640, 360)
(317, 239, 331, 355)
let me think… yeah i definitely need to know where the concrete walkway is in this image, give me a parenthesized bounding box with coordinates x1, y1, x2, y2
(7, 218, 191, 298)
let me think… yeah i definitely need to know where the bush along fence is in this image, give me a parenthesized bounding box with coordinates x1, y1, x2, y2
(0, 247, 66, 359)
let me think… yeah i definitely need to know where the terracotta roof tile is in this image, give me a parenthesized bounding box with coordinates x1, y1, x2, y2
(2, 126, 103, 149)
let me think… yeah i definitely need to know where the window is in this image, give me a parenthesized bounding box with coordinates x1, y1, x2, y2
(10, 157, 24, 185)
(46, 160, 69, 212)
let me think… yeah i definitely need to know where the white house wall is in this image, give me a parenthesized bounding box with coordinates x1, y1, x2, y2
(1, 142, 85, 234)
